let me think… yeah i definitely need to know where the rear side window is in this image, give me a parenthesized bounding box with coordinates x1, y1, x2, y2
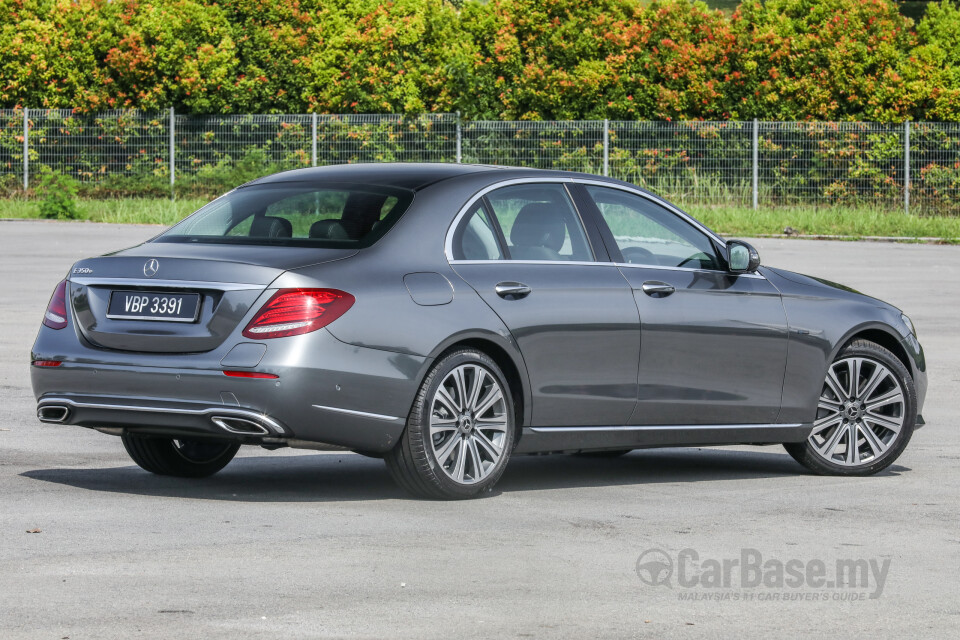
(452, 183, 593, 262)
(452, 201, 505, 260)
(156, 182, 412, 248)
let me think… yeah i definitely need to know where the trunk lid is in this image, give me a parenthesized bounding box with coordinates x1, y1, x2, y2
(68, 244, 356, 353)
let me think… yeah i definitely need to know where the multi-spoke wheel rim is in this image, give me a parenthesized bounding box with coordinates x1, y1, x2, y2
(429, 364, 509, 485)
(809, 357, 906, 467)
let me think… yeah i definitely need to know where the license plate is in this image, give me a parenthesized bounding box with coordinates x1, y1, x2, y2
(106, 291, 201, 322)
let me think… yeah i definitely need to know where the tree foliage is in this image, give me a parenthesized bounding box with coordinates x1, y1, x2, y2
(0, 0, 958, 121)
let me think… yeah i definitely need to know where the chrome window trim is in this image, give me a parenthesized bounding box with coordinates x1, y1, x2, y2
(614, 262, 767, 280)
(444, 176, 735, 274)
(70, 277, 262, 291)
(449, 259, 613, 267)
(448, 258, 765, 279)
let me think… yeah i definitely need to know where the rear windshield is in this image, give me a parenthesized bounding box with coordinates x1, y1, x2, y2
(154, 182, 414, 248)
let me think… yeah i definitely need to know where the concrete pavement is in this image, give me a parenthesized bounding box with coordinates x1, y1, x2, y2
(1, 221, 958, 638)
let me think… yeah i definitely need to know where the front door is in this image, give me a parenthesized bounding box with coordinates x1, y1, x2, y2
(576, 184, 789, 425)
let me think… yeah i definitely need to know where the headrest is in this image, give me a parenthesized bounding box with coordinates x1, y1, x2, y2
(309, 219, 349, 239)
(340, 192, 388, 239)
(510, 203, 566, 252)
(249, 216, 292, 238)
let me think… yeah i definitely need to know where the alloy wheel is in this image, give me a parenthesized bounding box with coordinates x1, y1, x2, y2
(428, 364, 509, 484)
(808, 357, 906, 466)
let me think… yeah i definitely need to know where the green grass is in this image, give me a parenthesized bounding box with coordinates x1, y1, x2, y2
(0, 198, 209, 226)
(2, 198, 959, 242)
(688, 204, 960, 242)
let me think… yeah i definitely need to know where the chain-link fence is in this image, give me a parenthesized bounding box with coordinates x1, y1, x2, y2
(911, 122, 960, 215)
(2, 110, 959, 214)
(610, 121, 754, 206)
(461, 120, 606, 174)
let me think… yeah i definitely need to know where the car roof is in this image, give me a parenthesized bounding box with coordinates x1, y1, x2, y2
(240, 162, 634, 192)
(242, 163, 506, 191)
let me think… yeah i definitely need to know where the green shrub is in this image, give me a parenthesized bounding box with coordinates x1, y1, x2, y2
(36, 168, 84, 220)
(0, 0, 956, 122)
(914, 0, 960, 121)
(456, 0, 644, 120)
(731, 0, 922, 122)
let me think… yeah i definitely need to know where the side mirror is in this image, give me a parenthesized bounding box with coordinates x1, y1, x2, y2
(727, 240, 760, 273)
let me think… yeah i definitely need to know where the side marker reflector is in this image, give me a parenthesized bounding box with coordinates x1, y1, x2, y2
(223, 371, 278, 379)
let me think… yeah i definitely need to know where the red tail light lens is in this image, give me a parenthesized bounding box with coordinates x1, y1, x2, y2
(242, 288, 354, 339)
(223, 371, 279, 379)
(32, 360, 63, 367)
(42, 281, 68, 330)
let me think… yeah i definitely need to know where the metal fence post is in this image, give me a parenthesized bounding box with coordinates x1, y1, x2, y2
(169, 107, 175, 198)
(904, 121, 911, 216)
(311, 112, 318, 167)
(455, 112, 462, 163)
(602, 119, 609, 177)
(22, 107, 28, 191)
(752, 119, 759, 210)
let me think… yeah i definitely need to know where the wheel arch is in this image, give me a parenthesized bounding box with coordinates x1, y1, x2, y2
(834, 323, 912, 376)
(419, 331, 532, 431)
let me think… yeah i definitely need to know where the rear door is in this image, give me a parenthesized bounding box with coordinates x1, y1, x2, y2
(448, 181, 641, 427)
(574, 183, 789, 425)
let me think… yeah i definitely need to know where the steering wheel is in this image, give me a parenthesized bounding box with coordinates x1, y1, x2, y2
(621, 246, 655, 264)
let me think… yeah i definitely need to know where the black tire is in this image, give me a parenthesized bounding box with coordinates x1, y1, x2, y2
(385, 349, 516, 499)
(121, 433, 240, 478)
(784, 339, 916, 476)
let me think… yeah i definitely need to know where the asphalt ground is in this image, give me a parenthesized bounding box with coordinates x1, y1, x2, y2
(1, 220, 958, 638)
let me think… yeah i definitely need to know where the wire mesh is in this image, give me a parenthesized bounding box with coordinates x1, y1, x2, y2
(609, 121, 753, 205)
(28, 110, 170, 193)
(910, 122, 960, 216)
(0, 109, 24, 193)
(174, 113, 458, 192)
(176, 113, 313, 178)
(2, 111, 960, 215)
(315, 114, 457, 165)
(462, 121, 605, 173)
(758, 122, 905, 210)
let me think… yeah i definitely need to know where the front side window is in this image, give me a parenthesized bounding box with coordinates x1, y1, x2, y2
(585, 186, 722, 270)
(156, 182, 412, 248)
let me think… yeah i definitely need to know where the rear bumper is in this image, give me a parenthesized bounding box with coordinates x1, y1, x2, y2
(32, 326, 428, 452)
(37, 395, 289, 440)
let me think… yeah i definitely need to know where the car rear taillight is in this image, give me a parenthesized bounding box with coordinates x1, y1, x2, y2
(242, 288, 354, 339)
(42, 281, 68, 330)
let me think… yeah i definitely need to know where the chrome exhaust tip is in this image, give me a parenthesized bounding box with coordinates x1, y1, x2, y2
(211, 416, 271, 436)
(37, 405, 70, 423)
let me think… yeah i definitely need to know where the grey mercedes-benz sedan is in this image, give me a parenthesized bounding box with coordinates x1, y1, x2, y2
(32, 163, 926, 499)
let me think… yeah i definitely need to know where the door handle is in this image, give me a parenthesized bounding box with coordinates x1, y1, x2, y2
(495, 282, 532, 300)
(641, 281, 675, 297)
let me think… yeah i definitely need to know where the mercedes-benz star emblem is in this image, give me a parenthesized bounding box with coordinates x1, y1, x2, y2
(143, 259, 160, 278)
